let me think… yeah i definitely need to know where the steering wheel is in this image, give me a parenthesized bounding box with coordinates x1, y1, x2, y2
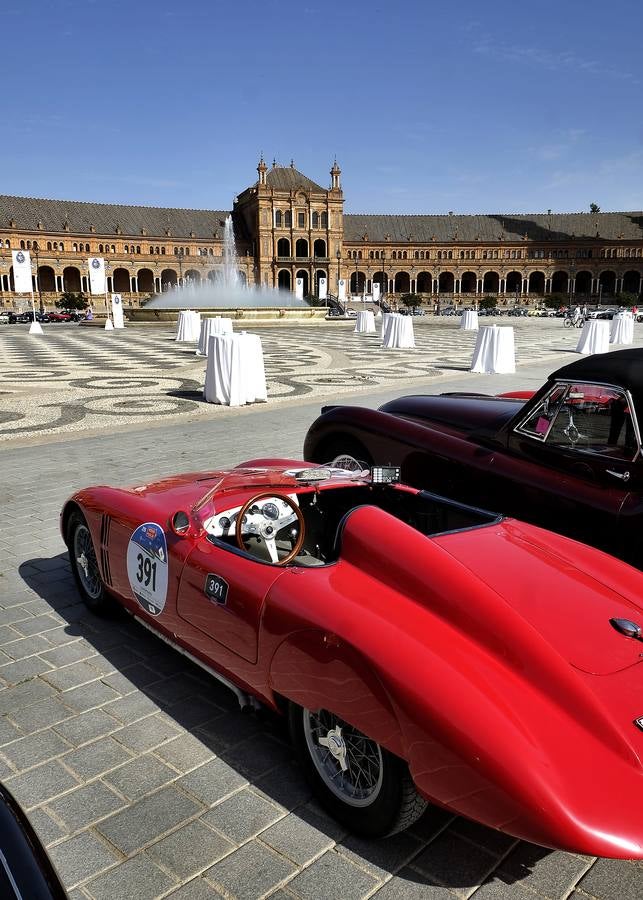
(562, 407, 585, 445)
(236, 492, 305, 565)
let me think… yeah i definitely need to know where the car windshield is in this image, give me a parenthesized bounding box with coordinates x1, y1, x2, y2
(516, 382, 640, 459)
(191, 464, 369, 521)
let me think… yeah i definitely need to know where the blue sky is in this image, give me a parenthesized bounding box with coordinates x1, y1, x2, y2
(2, 0, 642, 214)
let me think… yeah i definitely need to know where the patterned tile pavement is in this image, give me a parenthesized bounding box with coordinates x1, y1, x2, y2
(0, 319, 642, 898)
(0, 316, 599, 443)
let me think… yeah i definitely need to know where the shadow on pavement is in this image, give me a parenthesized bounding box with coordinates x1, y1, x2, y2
(18, 553, 550, 893)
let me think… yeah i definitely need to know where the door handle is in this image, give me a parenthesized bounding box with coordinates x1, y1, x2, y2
(606, 469, 630, 482)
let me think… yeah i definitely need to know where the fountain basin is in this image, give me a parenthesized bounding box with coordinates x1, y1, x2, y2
(128, 306, 329, 324)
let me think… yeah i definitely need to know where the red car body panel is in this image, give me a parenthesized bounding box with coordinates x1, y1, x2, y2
(61, 459, 643, 858)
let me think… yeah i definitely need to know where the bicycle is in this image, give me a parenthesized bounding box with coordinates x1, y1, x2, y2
(563, 315, 586, 328)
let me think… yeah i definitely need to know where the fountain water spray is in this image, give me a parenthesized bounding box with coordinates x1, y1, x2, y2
(146, 215, 306, 310)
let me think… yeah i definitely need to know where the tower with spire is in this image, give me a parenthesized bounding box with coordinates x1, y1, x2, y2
(233, 156, 345, 295)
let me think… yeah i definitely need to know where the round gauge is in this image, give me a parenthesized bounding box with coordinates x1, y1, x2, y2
(262, 502, 280, 521)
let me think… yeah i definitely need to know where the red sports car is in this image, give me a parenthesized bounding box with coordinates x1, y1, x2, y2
(61, 459, 643, 857)
(304, 348, 643, 567)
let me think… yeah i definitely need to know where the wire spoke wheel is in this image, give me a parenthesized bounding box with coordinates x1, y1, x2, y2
(303, 708, 383, 808)
(66, 510, 111, 613)
(73, 524, 102, 599)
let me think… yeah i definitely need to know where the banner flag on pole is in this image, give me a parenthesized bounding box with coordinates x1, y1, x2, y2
(295, 277, 304, 300)
(111, 294, 125, 328)
(338, 279, 347, 301)
(318, 277, 327, 300)
(372, 282, 381, 303)
(12, 250, 32, 293)
(88, 257, 106, 295)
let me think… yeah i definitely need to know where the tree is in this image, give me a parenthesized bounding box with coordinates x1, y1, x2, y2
(400, 293, 422, 310)
(544, 293, 568, 309)
(478, 295, 497, 310)
(589, 203, 601, 214)
(614, 292, 637, 308)
(56, 291, 88, 311)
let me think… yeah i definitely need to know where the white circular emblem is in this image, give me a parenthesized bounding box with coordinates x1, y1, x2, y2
(113, 296, 120, 304)
(91, 259, 101, 269)
(126, 522, 168, 616)
(16, 251, 25, 263)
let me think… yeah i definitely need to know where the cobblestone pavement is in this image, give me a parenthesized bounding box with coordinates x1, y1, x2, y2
(0, 316, 618, 443)
(0, 327, 642, 898)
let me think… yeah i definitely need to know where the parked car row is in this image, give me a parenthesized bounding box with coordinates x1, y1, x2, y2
(62, 347, 643, 858)
(0, 309, 84, 324)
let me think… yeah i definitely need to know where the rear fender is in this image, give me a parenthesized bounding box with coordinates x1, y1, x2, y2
(269, 629, 404, 757)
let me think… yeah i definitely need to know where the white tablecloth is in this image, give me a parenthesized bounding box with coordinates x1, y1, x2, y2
(197, 316, 234, 355)
(576, 319, 610, 354)
(203, 332, 267, 406)
(610, 312, 634, 345)
(175, 310, 201, 342)
(354, 310, 376, 334)
(382, 313, 415, 349)
(470, 325, 515, 374)
(460, 310, 479, 331)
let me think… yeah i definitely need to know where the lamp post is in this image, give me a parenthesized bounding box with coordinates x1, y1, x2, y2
(177, 248, 185, 286)
(336, 247, 341, 296)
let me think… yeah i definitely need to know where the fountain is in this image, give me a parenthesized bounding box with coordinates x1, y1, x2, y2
(134, 215, 317, 322)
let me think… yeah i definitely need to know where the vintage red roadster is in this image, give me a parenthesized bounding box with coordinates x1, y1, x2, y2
(62, 458, 643, 857)
(304, 348, 643, 567)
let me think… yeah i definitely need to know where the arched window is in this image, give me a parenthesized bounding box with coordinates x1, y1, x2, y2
(60, 243, 66, 252)
(136, 245, 141, 254)
(20, 240, 25, 249)
(275, 210, 282, 227)
(320, 212, 328, 228)
(284, 211, 292, 227)
(312, 211, 319, 228)
(161, 247, 166, 255)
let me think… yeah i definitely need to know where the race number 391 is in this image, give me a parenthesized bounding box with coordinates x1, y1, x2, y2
(126, 522, 168, 616)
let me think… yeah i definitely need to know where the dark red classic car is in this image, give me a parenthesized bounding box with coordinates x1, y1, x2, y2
(61, 459, 643, 857)
(304, 348, 643, 567)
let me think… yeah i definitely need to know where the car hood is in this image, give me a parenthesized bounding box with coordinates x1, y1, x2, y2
(434, 520, 643, 676)
(378, 394, 525, 435)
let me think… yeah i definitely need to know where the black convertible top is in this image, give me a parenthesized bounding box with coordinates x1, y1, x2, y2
(553, 349, 643, 400)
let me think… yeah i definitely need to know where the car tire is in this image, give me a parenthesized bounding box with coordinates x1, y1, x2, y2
(310, 435, 373, 468)
(288, 703, 427, 837)
(66, 511, 112, 614)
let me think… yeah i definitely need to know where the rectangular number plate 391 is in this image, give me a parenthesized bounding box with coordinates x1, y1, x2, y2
(204, 573, 229, 605)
